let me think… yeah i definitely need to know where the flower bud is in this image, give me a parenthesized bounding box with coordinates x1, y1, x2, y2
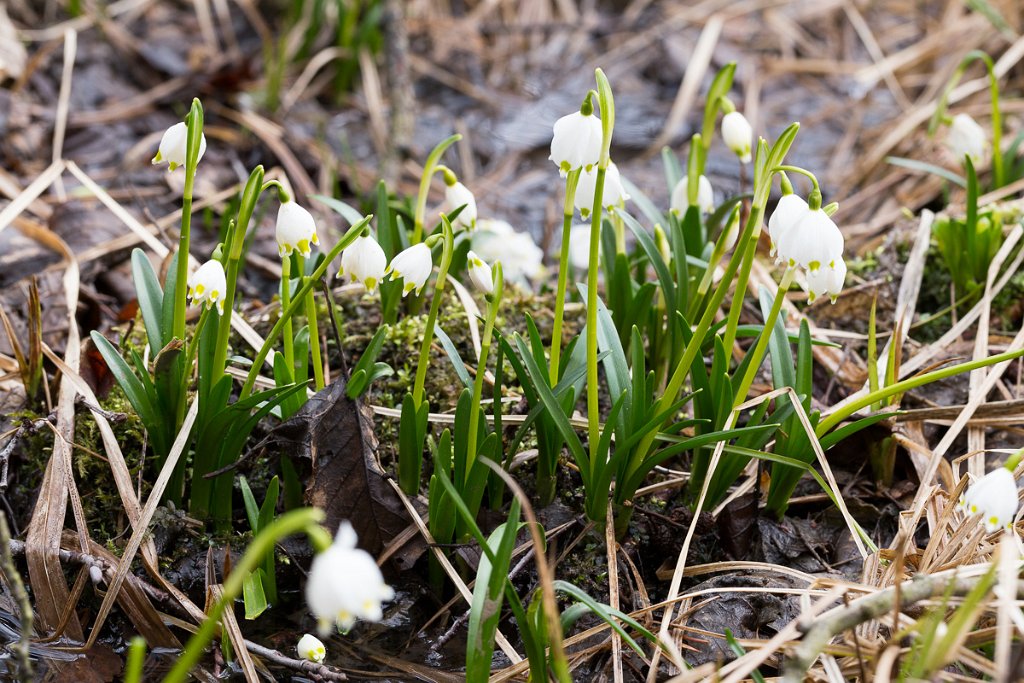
(549, 111, 603, 177)
(187, 260, 227, 315)
(340, 234, 387, 293)
(153, 122, 207, 171)
(305, 522, 395, 634)
(276, 201, 320, 258)
(946, 113, 987, 165)
(386, 243, 433, 296)
(466, 250, 493, 294)
(444, 181, 477, 231)
(297, 634, 326, 663)
(670, 175, 714, 214)
(575, 162, 630, 219)
(959, 466, 1019, 533)
(721, 111, 753, 163)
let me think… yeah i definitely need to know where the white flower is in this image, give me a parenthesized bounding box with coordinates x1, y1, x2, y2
(444, 181, 477, 231)
(568, 223, 594, 271)
(774, 207, 844, 273)
(550, 110, 603, 177)
(670, 175, 714, 214)
(153, 121, 208, 171)
(721, 111, 753, 163)
(767, 194, 810, 257)
(959, 467, 1019, 532)
(466, 250, 493, 294)
(386, 242, 432, 296)
(276, 202, 320, 258)
(187, 260, 227, 315)
(340, 234, 387, 293)
(472, 219, 544, 287)
(297, 634, 326, 664)
(805, 258, 846, 303)
(305, 522, 395, 635)
(947, 113, 987, 165)
(575, 162, 630, 218)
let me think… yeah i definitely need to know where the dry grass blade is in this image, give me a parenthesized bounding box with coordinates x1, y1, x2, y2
(84, 397, 199, 649)
(22, 220, 83, 639)
(208, 584, 259, 682)
(40, 343, 159, 571)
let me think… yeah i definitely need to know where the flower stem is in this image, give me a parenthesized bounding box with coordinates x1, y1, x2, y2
(412, 135, 460, 244)
(733, 268, 795, 405)
(412, 219, 455, 406)
(304, 281, 325, 390)
(585, 165, 606, 468)
(163, 509, 326, 683)
(281, 255, 295, 372)
(466, 265, 503, 478)
(241, 216, 372, 399)
(549, 169, 580, 385)
(172, 101, 203, 342)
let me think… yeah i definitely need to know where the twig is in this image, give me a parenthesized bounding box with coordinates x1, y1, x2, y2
(0, 516, 32, 682)
(243, 640, 348, 681)
(782, 574, 1024, 681)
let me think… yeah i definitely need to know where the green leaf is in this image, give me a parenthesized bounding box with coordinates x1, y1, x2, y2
(131, 249, 165, 353)
(240, 476, 260, 532)
(435, 325, 472, 389)
(242, 569, 268, 620)
(311, 195, 365, 226)
(885, 156, 966, 187)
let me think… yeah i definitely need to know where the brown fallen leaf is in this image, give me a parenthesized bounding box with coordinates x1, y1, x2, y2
(265, 381, 408, 556)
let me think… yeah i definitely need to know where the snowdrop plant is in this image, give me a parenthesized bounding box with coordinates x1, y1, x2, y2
(397, 217, 456, 494)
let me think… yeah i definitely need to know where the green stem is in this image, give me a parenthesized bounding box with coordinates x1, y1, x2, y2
(172, 100, 204, 343)
(281, 256, 295, 372)
(123, 637, 146, 683)
(466, 266, 503, 479)
(732, 268, 795, 405)
(241, 216, 373, 399)
(550, 169, 581, 385)
(817, 345, 1024, 436)
(163, 509, 326, 683)
(412, 135, 461, 244)
(412, 220, 455, 405)
(304, 281, 325, 390)
(212, 167, 266, 382)
(585, 165, 607, 469)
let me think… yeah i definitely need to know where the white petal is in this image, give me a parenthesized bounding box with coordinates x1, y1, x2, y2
(550, 111, 603, 175)
(775, 208, 844, 271)
(768, 194, 810, 254)
(276, 202, 320, 257)
(670, 175, 714, 214)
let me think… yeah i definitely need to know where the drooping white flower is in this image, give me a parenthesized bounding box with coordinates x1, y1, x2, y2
(305, 522, 395, 635)
(466, 250, 493, 294)
(386, 242, 432, 296)
(767, 194, 810, 257)
(774, 207, 844, 273)
(297, 634, 326, 663)
(575, 162, 630, 218)
(670, 175, 714, 214)
(276, 201, 320, 258)
(340, 234, 387, 293)
(187, 259, 227, 315)
(947, 113, 987, 165)
(805, 258, 847, 303)
(550, 110, 603, 177)
(444, 181, 478, 231)
(152, 121, 207, 171)
(959, 467, 1019, 533)
(721, 111, 753, 163)
(472, 219, 544, 287)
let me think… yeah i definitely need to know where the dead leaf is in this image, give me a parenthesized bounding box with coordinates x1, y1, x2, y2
(0, 6, 26, 82)
(264, 381, 408, 556)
